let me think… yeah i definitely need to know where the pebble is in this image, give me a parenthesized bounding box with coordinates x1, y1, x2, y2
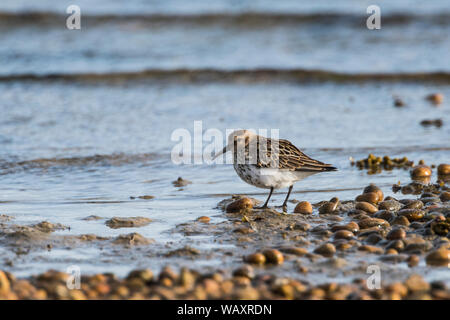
(440, 192, 450, 202)
(355, 202, 378, 214)
(293, 201, 313, 214)
(244, 253, 265, 266)
(425, 248, 450, 266)
(226, 198, 253, 213)
(363, 184, 384, 201)
(281, 247, 308, 256)
(358, 217, 390, 229)
(105, 217, 152, 229)
(196, 216, 210, 223)
(314, 243, 336, 257)
(407, 255, 420, 267)
(232, 265, 255, 279)
(398, 209, 424, 221)
(0, 271, 10, 296)
(318, 201, 338, 214)
(425, 93, 444, 105)
(411, 165, 432, 178)
(386, 228, 406, 240)
(437, 164, 450, 175)
(358, 245, 383, 254)
(334, 230, 354, 240)
(378, 200, 402, 211)
(405, 274, 430, 292)
(355, 193, 379, 205)
(391, 216, 410, 226)
(262, 249, 284, 265)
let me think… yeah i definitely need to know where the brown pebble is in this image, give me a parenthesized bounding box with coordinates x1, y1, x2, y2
(358, 217, 390, 229)
(407, 255, 420, 267)
(244, 253, 266, 265)
(358, 245, 383, 254)
(293, 201, 313, 214)
(405, 274, 430, 292)
(0, 271, 10, 296)
(426, 93, 444, 105)
(226, 198, 253, 213)
(398, 209, 424, 221)
(232, 265, 255, 279)
(437, 164, 450, 175)
(391, 216, 410, 226)
(356, 193, 380, 205)
(363, 184, 384, 201)
(196, 216, 210, 223)
(386, 228, 406, 240)
(394, 98, 405, 107)
(355, 201, 378, 214)
(439, 191, 450, 202)
(425, 248, 450, 266)
(281, 247, 308, 256)
(318, 201, 338, 214)
(262, 249, 284, 265)
(411, 165, 432, 178)
(334, 230, 354, 240)
(314, 243, 336, 257)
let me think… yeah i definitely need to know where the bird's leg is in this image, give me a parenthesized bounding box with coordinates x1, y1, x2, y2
(255, 187, 274, 209)
(281, 185, 293, 212)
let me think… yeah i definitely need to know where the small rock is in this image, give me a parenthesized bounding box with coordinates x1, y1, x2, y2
(425, 93, 444, 105)
(334, 230, 354, 240)
(196, 216, 210, 223)
(437, 164, 450, 175)
(280, 247, 308, 256)
(173, 177, 192, 187)
(356, 192, 380, 205)
(363, 184, 384, 202)
(386, 228, 406, 240)
(106, 217, 152, 229)
(411, 165, 432, 178)
(425, 248, 450, 266)
(293, 201, 313, 214)
(358, 218, 390, 229)
(244, 253, 266, 265)
(262, 249, 284, 265)
(405, 274, 430, 292)
(226, 198, 253, 213)
(232, 265, 254, 279)
(407, 255, 420, 267)
(355, 202, 378, 214)
(314, 243, 336, 257)
(113, 233, 154, 246)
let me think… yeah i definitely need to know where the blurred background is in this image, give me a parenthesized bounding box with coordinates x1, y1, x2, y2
(0, 0, 449, 276)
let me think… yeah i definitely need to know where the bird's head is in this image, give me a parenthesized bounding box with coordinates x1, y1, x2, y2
(212, 129, 257, 160)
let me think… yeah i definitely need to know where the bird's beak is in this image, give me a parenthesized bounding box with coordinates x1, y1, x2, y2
(212, 145, 229, 160)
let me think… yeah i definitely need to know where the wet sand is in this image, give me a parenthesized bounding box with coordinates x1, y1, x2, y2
(1, 167, 449, 299)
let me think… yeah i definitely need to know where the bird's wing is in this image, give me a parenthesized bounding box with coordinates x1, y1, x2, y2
(254, 138, 336, 172)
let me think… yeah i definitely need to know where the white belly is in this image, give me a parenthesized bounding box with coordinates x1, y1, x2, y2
(234, 164, 316, 189)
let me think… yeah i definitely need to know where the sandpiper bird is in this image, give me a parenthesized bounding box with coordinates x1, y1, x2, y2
(213, 130, 337, 211)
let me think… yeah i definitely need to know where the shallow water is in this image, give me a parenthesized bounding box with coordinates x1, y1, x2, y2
(0, 1, 449, 279)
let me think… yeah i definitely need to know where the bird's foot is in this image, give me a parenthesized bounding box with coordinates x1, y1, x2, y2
(275, 204, 288, 213)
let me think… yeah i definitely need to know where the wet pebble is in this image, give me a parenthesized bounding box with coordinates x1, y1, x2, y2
(334, 230, 354, 240)
(410, 165, 432, 179)
(355, 202, 378, 214)
(262, 249, 284, 265)
(437, 164, 450, 175)
(293, 201, 313, 215)
(358, 217, 390, 229)
(426, 93, 444, 105)
(226, 198, 253, 213)
(386, 228, 406, 240)
(314, 243, 336, 257)
(425, 248, 450, 266)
